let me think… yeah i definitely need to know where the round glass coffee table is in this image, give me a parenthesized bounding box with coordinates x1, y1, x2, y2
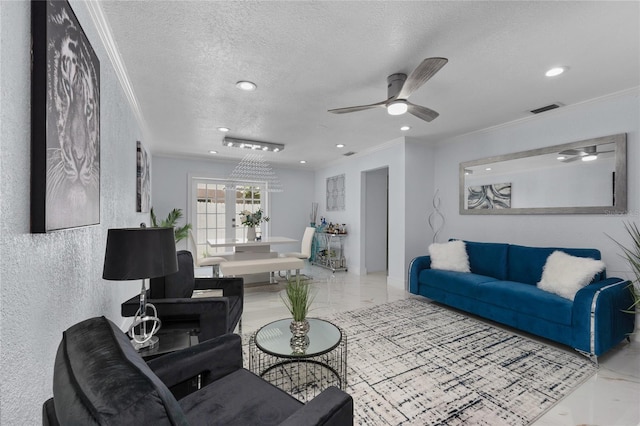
(248, 318, 347, 402)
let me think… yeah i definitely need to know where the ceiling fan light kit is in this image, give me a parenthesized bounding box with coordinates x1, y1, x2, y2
(387, 100, 408, 115)
(328, 57, 448, 123)
(223, 136, 284, 152)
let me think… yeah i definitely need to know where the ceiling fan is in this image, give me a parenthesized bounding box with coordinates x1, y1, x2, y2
(328, 57, 448, 122)
(559, 145, 614, 163)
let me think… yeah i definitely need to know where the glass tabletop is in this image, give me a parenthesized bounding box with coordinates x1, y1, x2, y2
(255, 318, 341, 358)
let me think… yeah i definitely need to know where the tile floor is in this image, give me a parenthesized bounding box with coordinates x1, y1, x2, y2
(200, 264, 640, 425)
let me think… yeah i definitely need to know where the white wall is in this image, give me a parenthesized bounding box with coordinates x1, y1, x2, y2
(152, 155, 316, 254)
(315, 138, 436, 288)
(0, 2, 148, 423)
(315, 140, 406, 283)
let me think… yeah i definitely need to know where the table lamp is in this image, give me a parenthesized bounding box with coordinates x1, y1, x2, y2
(103, 227, 178, 350)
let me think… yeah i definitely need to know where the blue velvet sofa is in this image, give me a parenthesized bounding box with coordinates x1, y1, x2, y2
(409, 241, 635, 360)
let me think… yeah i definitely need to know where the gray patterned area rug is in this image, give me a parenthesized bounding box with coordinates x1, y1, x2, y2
(246, 298, 597, 425)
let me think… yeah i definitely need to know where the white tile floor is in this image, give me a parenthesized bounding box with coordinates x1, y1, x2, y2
(200, 265, 640, 425)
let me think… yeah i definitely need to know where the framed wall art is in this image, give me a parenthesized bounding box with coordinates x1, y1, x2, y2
(467, 183, 512, 210)
(326, 174, 346, 211)
(136, 141, 150, 212)
(31, 0, 100, 232)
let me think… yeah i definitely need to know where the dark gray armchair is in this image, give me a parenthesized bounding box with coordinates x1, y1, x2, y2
(42, 316, 353, 425)
(122, 250, 242, 340)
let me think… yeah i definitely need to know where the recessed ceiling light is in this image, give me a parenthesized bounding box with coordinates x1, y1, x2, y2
(485, 167, 492, 171)
(545, 67, 566, 77)
(582, 155, 598, 162)
(336, 144, 345, 148)
(557, 156, 566, 160)
(217, 127, 230, 132)
(387, 100, 408, 115)
(208, 150, 218, 154)
(300, 160, 306, 164)
(400, 125, 411, 131)
(236, 80, 257, 91)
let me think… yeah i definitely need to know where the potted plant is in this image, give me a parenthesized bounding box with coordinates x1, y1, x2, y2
(150, 208, 192, 243)
(281, 276, 315, 352)
(239, 208, 269, 241)
(611, 221, 640, 316)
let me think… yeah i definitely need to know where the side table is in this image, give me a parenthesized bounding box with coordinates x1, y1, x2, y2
(249, 318, 347, 403)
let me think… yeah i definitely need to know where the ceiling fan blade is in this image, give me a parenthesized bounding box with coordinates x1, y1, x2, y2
(407, 102, 439, 122)
(328, 100, 387, 114)
(397, 57, 448, 100)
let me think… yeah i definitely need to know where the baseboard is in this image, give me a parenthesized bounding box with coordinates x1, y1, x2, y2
(387, 275, 405, 290)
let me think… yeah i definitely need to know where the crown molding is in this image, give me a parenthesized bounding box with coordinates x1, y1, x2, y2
(85, 1, 148, 137)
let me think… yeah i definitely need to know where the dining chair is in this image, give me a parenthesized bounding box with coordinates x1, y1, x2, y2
(189, 230, 226, 277)
(279, 227, 316, 278)
(279, 226, 316, 260)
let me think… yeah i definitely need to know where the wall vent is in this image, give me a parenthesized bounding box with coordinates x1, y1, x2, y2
(343, 151, 356, 156)
(530, 103, 563, 114)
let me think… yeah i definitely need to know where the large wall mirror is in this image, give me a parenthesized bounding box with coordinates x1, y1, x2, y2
(459, 133, 627, 215)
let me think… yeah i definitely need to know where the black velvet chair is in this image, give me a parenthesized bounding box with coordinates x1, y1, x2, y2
(42, 316, 353, 425)
(122, 250, 242, 341)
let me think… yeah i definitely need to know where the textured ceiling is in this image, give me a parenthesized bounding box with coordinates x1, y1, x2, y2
(98, 1, 640, 168)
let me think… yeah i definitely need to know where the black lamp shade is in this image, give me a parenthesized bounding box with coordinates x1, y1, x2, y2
(103, 228, 178, 280)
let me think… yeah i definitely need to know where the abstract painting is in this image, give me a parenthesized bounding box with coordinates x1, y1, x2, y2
(31, 0, 100, 232)
(136, 141, 150, 212)
(468, 182, 512, 209)
(326, 174, 345, 211)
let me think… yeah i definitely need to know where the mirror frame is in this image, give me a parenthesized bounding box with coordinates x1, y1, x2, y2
(459, 133, 627, 215)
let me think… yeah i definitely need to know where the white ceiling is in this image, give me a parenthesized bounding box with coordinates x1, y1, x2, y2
(98, 1, 640, 169)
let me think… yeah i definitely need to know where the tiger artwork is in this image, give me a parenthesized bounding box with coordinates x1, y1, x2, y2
(45, 0, 100, 230)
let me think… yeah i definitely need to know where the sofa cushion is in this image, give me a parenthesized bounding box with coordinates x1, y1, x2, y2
(537, 251, 605, 301)
(52, 316, 187, 425)
(507, 244, 603, 285)
(460, 240, 510, 280)
(428, 240, 470, 272)
(180, 368, 302, 425)
(477, 281, 573, 325)
(419, 269, 499, 299)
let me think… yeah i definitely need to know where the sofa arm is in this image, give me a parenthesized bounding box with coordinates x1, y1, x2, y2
(572, 277, 635, 356)
(279, 386, 353, 426)
(409, 256, 431, 294)
(195, 276, 244, 299)
(147, 333, 243, 389)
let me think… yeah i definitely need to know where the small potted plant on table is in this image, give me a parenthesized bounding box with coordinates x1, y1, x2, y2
(281, 276, 315, 353)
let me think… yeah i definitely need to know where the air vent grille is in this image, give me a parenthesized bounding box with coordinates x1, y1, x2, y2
(530, 103, 563, 114)
(343, 151, 356, 156)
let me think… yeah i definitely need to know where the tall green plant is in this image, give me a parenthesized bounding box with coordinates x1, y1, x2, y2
(151, 207, 192, 243)
(281, 276, 315, 322)
(610, 221, 640, 313)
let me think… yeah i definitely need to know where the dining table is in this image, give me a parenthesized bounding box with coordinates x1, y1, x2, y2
(207, 236, 298, 260)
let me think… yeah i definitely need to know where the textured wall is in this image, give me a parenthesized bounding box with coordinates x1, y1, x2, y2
(0, 1, 147, 423)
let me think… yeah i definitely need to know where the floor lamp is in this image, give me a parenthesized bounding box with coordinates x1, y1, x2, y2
(103, 227, 178, 350)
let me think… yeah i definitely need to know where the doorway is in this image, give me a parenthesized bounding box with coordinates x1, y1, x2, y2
(363, 167, 389, 274)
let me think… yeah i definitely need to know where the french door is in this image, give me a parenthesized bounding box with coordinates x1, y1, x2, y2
(190, 178, 267, 258)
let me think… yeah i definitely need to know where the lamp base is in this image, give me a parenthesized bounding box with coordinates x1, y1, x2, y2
(131, 334, 159, 351)
(127, 302, 162, 352)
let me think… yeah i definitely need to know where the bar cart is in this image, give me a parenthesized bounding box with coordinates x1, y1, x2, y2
(312, 232, 347, 272)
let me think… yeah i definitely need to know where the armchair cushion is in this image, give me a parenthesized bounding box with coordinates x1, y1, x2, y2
(180, 369, 303, 425)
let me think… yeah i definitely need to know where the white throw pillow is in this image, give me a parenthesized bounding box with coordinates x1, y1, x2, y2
(537, 251, 605, 301)
(428, 241, 470, 273)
